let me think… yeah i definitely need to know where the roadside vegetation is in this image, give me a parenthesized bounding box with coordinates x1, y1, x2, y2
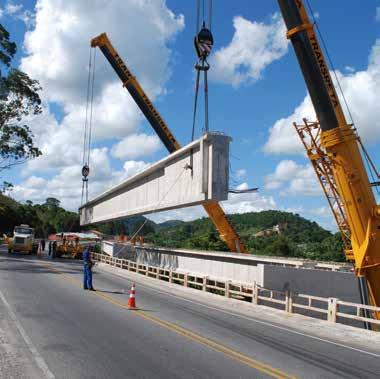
(144, 210, 345, 262)
(1, 193, 344, 261)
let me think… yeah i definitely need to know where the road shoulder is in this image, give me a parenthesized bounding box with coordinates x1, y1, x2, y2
(0, 289, 54, 379)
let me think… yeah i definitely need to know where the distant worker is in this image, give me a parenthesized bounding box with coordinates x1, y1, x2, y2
(83, 246, 95, 291)
(48, 241, 52, 257)
(37, 241, 42, 257)
(52, 241, 57, 259)
(41, 238, 46, 252)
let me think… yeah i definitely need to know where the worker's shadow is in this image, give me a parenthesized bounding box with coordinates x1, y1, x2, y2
(96, 289, 125, 294)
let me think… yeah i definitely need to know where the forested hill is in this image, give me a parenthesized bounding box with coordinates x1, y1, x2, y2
(144, 210, 345, 262)
(0, 195, 79, 237)
(1, 194, 344, 261)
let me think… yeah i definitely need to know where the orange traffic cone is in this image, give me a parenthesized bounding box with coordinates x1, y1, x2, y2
(127, 283, 137, 309)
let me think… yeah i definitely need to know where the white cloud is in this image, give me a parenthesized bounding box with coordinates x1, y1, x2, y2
(147, 205, 206, 223)
(283, 206, 305, 214)
(264, 160, 299, 189)
(264, 38, 380, 154)
(309, 206, 331, 217)
(210, 14, 288, 87)
(222, 182, 276, 213)
(13, 156, 150, 210)
(345, 65, 355, 73)
(111, 133, 161, 160)
(235, 168, 247, 179)
(265, 160, 321, 196)
(5, 2, 22, 15)
(19, 0, 184, 167)
(62, 82, 144, 141)
(15, 0, 184, 208)
(263, 95, 315, 155)
(116, 160, 150, 181)
(0, 2, 34, 26)
(21, 0, 184, 108)
(23, 176, 47, 189)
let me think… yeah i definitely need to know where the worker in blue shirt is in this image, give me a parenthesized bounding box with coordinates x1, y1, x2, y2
(83, 246, 95, 291)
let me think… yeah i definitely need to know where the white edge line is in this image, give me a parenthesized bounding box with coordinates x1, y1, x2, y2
(0, 289, 55, 379)
(97, 264, 380, 359)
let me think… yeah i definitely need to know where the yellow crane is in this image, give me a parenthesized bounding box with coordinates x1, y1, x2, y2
(277, 0, 380, 319)
(90, 33, 247, 254)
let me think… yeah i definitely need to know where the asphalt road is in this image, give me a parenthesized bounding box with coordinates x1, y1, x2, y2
(0, 247, 379, 379)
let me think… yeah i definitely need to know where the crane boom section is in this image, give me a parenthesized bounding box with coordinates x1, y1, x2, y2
(91, 33, 180, 153)
(278, 0, 380, 313)
(91, 33, 247, 254)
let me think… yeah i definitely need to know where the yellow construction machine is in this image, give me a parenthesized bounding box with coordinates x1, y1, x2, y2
(56, 239, 83, 259)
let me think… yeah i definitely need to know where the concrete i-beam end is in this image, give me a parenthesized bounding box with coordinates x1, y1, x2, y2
(79, 132, 231, 225)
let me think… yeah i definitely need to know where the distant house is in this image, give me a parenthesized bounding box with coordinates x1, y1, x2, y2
(254, 222, 288, 238)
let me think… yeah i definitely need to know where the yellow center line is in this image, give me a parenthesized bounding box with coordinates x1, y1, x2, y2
(41, 261, 297, 379)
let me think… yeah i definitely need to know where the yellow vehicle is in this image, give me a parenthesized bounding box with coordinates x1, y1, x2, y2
(277, 0, 380, 319)
(90, 33, 246, 254)
(55, 237, 84, 259)
(8, 224, 38, 255)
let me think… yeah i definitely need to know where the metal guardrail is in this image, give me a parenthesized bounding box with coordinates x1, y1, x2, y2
(91, 253, 380, 329)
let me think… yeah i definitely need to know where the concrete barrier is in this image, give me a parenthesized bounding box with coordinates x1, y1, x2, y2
(101, 241, 136, 259)
(262, 265, 360, 303)
(132, 246, 359, 302)
(135, 246, 265, 285)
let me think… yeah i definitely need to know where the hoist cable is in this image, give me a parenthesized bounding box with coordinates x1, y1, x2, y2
(208, 0, 212, 30)
(81, 47, 94, 205)
(81, 180, 85, 204)
(191, 69, 201, 141)
(82, 47, 93, 167)
(359, 138, 380, 196)
(81, 47, 97, 204)
(204, 66, 209, 132)
(202, 0, 205, 24)
(195, 0, 200, 34)
(192, 0, 213, 140)
(87, 48, 96, 166)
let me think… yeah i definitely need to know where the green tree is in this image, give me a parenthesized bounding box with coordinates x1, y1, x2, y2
(44, 197, 60, 209)
(0, 24, 42, 173)
(264, 236, 293, 257)
(321, 233, 345, 262)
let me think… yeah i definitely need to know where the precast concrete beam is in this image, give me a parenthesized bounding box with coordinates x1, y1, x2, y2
(79, 133, 230, 225)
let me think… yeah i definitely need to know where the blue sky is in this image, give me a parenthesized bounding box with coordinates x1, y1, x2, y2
(1, 0, 379, 231)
